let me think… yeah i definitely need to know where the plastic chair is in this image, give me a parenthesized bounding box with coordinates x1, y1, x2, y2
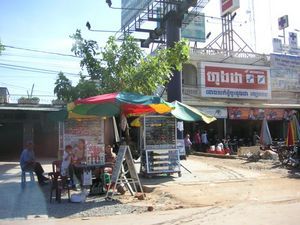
(21, 170, 35, 188)
(49, 160, 70, 203)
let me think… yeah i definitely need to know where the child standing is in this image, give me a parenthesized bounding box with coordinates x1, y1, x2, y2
(61, 145, 73, 176)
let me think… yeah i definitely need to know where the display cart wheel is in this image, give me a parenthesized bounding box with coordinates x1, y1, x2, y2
(180, 155, 186, 160)
(144, 174, 153, 179)
(178, 172, 182, 177)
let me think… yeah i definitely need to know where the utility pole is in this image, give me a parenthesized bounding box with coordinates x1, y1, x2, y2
(166, 10, 182, 103)
(165, 1, 198, 146)
(166, 0, 197, 102)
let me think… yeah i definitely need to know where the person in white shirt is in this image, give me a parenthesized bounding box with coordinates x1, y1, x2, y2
(61, 145, 73, 176)
(184, 134, 193, 155)
(201, 131, 209, 152)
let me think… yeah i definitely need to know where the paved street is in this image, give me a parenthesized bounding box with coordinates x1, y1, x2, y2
(1, 156, 300, 224)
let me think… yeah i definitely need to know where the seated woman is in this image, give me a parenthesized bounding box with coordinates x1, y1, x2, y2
(92, 145, 116, 190)
(71, 139, 86, 186)
(73, 139, 86, 164)
(61, 145, 73, 177)
(104, 145, 116, 174)
(92, 145, 116, 175)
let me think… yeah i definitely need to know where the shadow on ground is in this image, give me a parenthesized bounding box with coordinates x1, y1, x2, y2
(287, 168, 300, 179)
(39, 184, 126, 218)
(0, 180, 147, 219)
(0, 162, 20, 175)
(140, 174, 176, 186)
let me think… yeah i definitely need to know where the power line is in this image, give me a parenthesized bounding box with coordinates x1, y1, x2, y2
(0, 58, 81, 70)
(1, 52, 80, 61)
(0, 62, 83, 77)
(3, 45, 81, 58)
(0, 82, 53, 94)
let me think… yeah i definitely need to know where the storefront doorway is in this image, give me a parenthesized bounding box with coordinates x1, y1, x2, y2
(0, 122, 23, 159)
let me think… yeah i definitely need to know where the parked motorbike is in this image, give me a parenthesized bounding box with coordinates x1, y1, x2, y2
(276, 145, 300, 169)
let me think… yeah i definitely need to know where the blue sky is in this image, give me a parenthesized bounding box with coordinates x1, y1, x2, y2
(0, 0, 299, 103)
(0, 0, 121, 102)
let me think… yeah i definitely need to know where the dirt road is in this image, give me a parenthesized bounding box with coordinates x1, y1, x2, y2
(129, 155, 300, 224)
(1, 155, 300, 224)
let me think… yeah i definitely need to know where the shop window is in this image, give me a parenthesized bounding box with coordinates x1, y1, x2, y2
(182, 64, 197, 86)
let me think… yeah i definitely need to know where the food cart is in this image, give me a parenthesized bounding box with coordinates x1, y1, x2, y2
(140, 115, 181, 177)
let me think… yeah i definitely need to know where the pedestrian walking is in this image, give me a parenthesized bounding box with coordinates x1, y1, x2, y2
(193, 130, 201, 152)
(201, 130, 209, 152)
(184, 134, 193, 156)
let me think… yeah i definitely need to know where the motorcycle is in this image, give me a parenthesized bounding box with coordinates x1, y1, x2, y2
(276, 145, 300, 169)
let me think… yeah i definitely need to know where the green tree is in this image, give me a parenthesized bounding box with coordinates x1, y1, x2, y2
(54, 72, 74, 101)
(54, 30, 189, 100)
(0, 40, 4, 55)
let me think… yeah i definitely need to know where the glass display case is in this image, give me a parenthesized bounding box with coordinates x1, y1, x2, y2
(140, 115, 181, 176)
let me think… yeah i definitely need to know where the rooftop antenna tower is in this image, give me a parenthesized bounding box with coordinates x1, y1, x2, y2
(204, 0, 255, 57)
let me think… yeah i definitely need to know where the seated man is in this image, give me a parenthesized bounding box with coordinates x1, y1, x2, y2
(20, 141, 49, 185)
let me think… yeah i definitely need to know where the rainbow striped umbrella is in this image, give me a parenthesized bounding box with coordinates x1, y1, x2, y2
(286, 115, 300, 146)
(68, 92, 173, 117)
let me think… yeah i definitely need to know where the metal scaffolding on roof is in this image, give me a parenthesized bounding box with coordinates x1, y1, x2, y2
(117, 0, 210, 48)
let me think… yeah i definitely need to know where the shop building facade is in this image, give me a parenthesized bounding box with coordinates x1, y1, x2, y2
(181, 50, 300, 145)
(0, 104, 62, 159)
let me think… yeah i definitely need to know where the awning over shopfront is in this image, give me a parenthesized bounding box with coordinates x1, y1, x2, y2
(171, 101, 216, 124)
(195, 106, 227, 119)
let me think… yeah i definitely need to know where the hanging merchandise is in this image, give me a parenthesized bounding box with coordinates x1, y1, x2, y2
(82, 170, 93, 186)
(177, 121, 184, 131)
(120, 113, 128, 131)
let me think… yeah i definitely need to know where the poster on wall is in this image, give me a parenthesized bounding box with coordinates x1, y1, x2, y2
(228, 107, 290, 120)
(270, 54, 300, 92)
(201, 62, 271, 100)
(63, 119, 104, 149)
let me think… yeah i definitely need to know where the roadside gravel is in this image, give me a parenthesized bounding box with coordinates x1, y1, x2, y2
(40, 188, 150, 218)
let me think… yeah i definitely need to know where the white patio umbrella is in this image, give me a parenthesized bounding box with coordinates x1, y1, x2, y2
(260, 117, 273, 146)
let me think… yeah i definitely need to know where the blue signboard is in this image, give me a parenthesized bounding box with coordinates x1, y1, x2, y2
(121, 0, 153, 28)
(181, 12, 206, 42)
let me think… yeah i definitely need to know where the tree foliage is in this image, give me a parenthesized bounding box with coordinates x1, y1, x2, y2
(0, 40, 4, 55)
(54, 29, 189, 101)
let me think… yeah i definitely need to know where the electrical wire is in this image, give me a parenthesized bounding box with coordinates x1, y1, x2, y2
(0, 82, 53, 94)
(0, 58, 81, 70)
(1, 52, 79, 61)
(3, 45, 80, 58)
(0, 62, 83, 77)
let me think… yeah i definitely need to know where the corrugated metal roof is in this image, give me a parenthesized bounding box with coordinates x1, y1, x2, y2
(0, 104, 63, 112)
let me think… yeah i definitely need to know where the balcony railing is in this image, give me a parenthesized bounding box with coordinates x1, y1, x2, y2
(182, 85, 201, 96)
(2, 95, 57, 105)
